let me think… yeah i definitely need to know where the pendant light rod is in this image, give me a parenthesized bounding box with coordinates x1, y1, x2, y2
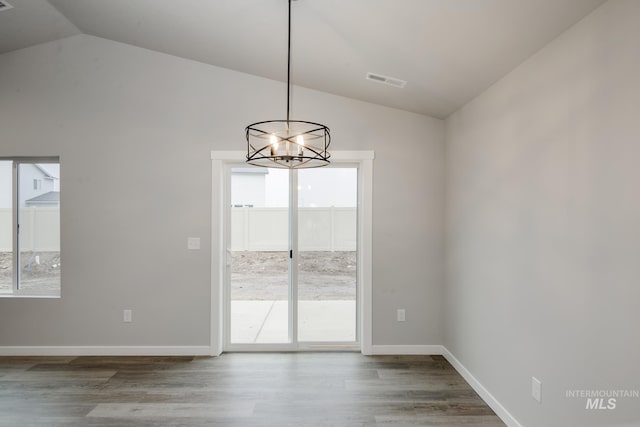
(286, 0, 292, 123)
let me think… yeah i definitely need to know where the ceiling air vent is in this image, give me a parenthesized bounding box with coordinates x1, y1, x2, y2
(366, 72, 407, 88)
(0, 1, 13, 12)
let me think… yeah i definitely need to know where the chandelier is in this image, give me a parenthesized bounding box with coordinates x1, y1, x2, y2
(245, 0, 331, 169)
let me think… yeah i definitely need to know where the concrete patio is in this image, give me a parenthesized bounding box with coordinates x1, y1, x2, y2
(231, 300, 356, 343)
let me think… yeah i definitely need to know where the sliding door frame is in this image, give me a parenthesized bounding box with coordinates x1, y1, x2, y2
(210, 151, 374, 355)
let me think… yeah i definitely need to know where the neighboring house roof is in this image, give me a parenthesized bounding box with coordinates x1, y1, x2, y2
(25, 191, 60, 204)
(34, 164, 57, 180)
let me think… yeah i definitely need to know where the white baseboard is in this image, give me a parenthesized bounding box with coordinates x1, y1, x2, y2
(370, 345, 445, 355)
(442, 347, 522, 427)
(0, 346, 214, 356)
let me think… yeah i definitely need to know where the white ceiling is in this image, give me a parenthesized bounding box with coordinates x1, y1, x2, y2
(0, 0, 607, 118)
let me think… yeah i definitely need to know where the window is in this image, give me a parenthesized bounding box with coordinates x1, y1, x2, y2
(0, 158, 60, 297)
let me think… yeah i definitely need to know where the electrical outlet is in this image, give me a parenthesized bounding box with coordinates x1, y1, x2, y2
(532, 377, 542, 403)
(397, 309, 406, 322)
(123, 309, 132, 323)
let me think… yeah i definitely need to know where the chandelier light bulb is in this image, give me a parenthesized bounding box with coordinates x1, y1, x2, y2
(296, 134, 304, 155)
(270, 135, 279, 155)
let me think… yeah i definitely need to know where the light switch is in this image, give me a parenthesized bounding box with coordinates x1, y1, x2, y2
(532, 377, 542, 403)
(188, 237, 201, 250)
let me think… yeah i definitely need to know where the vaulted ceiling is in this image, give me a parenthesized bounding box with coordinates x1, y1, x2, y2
(0, 0, 607, 118)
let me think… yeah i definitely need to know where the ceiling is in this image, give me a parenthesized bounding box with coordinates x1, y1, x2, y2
(0, 0, 607, 119)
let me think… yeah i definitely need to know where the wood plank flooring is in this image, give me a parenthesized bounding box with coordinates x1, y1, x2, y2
(0, 353, 506, 426)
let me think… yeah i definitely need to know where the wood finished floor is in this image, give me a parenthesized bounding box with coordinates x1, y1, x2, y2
(0, 353, 506, 426)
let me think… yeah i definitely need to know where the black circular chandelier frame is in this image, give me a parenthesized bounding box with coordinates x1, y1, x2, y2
(245, 0, 331, 169)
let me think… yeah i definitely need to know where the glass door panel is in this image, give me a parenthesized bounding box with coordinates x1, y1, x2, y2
(230, 167, 290, 344)
(297, 168, 358, 342)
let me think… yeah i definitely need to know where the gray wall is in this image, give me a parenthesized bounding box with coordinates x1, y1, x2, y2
(0, 34, 444, 346)
(445, 1, 640, 426)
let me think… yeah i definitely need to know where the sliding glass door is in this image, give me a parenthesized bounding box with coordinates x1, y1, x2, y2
(225, 165, 358, 350)
(297, 168, 357, 342)
(229, 167, 290, 344)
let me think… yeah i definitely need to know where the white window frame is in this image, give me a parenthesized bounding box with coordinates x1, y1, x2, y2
(0, 156, 61, 298)
(210, 151, 374, 355)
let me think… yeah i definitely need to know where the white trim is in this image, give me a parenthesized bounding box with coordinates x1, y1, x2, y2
(370, 345, 445, 355)
(443, 347, 523, 427)
(221, 164, 233, 353)
(12, 161, 17, 293)
(223, 344, 360, 353)
(289, 170, 298, 345)
(210, 158, 225, 356)
(0, 346, 214, 357)
(359, 156, 373, 355)
(210, 150, 375, 161)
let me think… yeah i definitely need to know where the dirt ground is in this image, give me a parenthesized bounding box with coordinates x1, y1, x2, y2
(0, 251, 355, 300)
(0, 251, 61, 293)
(231, 251, 356, 300)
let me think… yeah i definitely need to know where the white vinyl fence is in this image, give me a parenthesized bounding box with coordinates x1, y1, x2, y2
(1, 207, 349, 253)
(0, 208, 60, 252)
(231, 207, 356, 251)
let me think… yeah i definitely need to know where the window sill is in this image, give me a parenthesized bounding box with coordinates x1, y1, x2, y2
(0, 293, 60, 299)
